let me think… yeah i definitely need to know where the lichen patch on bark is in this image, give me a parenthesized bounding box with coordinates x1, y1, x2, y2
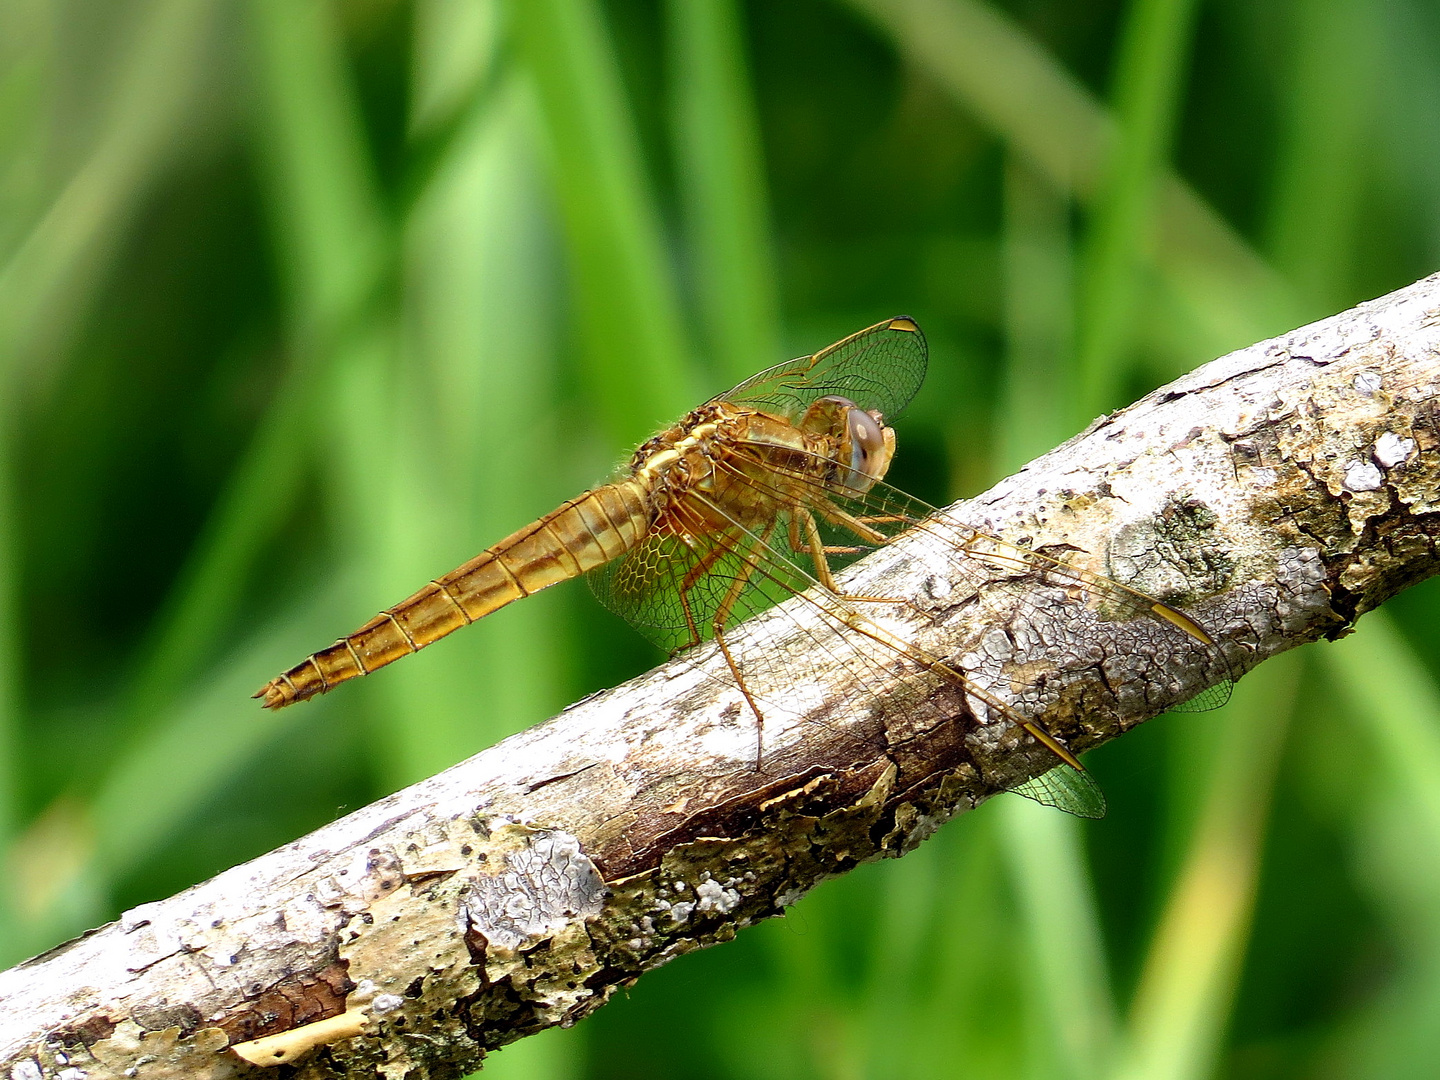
(9, 274, 1440, 1079)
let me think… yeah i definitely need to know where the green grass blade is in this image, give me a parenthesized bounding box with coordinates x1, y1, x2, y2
(997, 154, 1075, 471)
(0, 4, 38, 931)
(9, 0, 402, 936)
(1110, 653, 1299, 1080)
(108, 0, 390, 745)
(411, 0, 501, 133)
(0, 0, 220, 371)
(1073, 0, 1201, 420)
(118, 343, 334, 727)
(311, 24, 562, 791)
(1327, 612, 1440, 855)
(89, 587, 353, 882)
(1325, 611, 1440, 1076)
(0, 0, 54, 261)
(506, 0, 694, 444)
(0, 0, 224, 958)
(474, 1026, 582, 1080)
(666, 0, 782, 382)
(395, 69, 566, 782)
(0, 437, 22, 956)
(1000, 798, 1117, 1080)
(246, 0, 408, 784)
(2, 579, 352, 965)
(841, 0, 1298, 365)
(856, 836, 945, 1079)
(249, 0, 388, 335)
(1265, 0, 1379, 313)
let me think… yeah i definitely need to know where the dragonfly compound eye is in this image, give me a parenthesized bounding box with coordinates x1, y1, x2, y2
(845, 406, 889, 487)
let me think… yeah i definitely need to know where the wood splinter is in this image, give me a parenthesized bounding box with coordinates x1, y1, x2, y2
(228, 1007, 371, 1067)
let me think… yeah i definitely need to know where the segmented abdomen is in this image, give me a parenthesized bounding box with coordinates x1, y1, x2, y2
(255, 479, 651, 708)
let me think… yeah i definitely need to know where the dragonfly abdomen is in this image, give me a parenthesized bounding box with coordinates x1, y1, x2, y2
(254, 480, 653, 708)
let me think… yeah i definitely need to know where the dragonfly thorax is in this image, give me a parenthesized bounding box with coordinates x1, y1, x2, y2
(627, 398, 900, 545)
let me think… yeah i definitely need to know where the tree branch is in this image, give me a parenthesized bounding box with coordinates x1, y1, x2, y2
(5, 275, 1440, 1077)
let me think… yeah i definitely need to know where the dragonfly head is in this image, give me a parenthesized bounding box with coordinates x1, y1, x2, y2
(803, 395, 897, 495)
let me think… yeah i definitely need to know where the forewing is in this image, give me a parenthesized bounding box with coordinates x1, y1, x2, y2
(682, 475, 1128, 814)
(590, 480, 1121, 816)
(588, 501, 925, 763)
(714, 316, 928, 422)
(589, 436, 1234, 820)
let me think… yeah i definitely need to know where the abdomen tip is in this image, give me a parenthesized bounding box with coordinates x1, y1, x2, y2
(254, 681, 294, 709)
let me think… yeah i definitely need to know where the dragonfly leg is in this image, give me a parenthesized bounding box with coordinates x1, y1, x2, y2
(785, 508, 863, 557)
(798, 507, 907, 606)
(675, 535, 740, 648)
(708, 524, 777, 770)
(713, 627, 768, 769)
(812, 499, 895, 545)
(796, 508, 843, 592)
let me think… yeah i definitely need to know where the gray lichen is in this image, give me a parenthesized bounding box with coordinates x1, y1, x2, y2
(6, 273, 1440, 1079)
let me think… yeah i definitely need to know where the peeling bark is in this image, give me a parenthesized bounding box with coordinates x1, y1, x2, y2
(5, 275, 1440, 1078)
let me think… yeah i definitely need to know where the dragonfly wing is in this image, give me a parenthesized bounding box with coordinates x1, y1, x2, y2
(714, 316, 928, 422)
(587, 515, 825, 655)
(590, 454, 1214, 817)
(678, 478, 1114, 801)
(725, 449, 1234, 716)
(588, 530, 709, 654)
(1010, 764, 1107, 818)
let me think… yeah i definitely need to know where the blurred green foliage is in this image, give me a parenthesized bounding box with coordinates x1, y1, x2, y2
(1, 0, 1439, 1077)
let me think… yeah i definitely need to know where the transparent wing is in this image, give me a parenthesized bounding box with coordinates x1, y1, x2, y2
(589, 515, 816, 656)
(713, 316, 928, 422)
(587, 464, 1128, 817)
(717, 446, 1235, 717)
(592, 429, 1229, 819)
(1011, 765, 1107, 819)
(588, 504, 912, 763)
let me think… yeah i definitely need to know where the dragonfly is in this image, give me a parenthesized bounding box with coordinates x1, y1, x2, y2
(256, 317, 1231, 817)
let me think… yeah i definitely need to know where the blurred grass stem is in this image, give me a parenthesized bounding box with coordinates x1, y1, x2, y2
(1265, 0, 1377, 314)
(1001, 798, 1117, 1080)
(507, 0, 694, 445)
(1112, 655, 1298, 1080)
(667, 0, 782, 383)
(845, 0, 1297, 364)
(1073, 0, 1201, 421)
(399, 25, 566, 785)
(0, 0, 218, 378)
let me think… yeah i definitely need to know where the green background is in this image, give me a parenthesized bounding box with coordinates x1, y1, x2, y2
(2, 0, 1439, 1076)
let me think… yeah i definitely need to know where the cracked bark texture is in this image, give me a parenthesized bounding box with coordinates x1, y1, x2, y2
(5, 273, 1440, 1078)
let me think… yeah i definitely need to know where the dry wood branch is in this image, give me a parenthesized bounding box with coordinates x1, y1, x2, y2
(6, 275, 1440, 1078)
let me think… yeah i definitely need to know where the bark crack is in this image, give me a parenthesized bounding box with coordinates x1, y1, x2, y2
(8, 274, 1440, 1077)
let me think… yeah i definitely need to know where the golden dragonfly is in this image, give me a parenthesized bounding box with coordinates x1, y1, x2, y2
(257, 317, 1230, 816)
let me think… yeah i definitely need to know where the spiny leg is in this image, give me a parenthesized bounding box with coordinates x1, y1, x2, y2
(812, 497, 895, 545)
(674, 526, 746, 648)
(808, 502, 1089, 775)
(796, 507, 844, 592)
(795, 506, 907, 606)
(707, 523, 777, 770)
(784, 512, 862, 557)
